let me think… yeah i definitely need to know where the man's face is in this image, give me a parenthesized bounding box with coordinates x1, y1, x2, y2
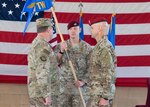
(68, 26, 80, 40)
(90, 23, 100, 39)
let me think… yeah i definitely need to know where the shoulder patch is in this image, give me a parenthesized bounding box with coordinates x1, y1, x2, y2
(40, 56, 47, 61)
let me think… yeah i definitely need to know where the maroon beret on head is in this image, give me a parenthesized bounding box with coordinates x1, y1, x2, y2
(67, 21, 79, 30)
(89, 17, 107, 26)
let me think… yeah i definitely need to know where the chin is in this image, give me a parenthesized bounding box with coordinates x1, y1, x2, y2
(70, 37, 76, 39)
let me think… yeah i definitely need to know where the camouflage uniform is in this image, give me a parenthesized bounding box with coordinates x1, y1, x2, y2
(105, 37, 117, 101)
(28, 35, 59, 107)
(87, 36, 116, 107)
(54, 39, 92, 107)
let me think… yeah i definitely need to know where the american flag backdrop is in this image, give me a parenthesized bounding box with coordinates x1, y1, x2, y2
(0, 0, 150, 86)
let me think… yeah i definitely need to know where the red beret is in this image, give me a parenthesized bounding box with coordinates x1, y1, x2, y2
(67, 21, 79, 30)
(89, 17, 107, 26)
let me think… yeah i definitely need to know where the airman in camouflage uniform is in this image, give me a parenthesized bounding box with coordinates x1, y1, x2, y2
(28, 18, 59, 107)
(87, 18, 116, 107)
(54, 21, 92, 107)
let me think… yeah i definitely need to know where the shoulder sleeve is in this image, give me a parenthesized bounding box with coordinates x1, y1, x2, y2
(35, 41, 51, 98)
(99, 47, 113, 99)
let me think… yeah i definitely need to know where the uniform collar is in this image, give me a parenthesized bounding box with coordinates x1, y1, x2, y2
(37, 34, 47, 42)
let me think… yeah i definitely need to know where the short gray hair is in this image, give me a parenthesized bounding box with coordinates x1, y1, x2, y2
(99, 22, 109, 35)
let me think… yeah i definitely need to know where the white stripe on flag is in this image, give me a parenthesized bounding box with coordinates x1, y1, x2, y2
(0, 64, 27, 76)
(1, 42, 150, 56)
(1, 20, 150, 35)
(116, 45, 150, 56)
(50, 41, 57, 47)
(1, 64, 150, 77)
(46, 2, 150, 13)
(116, 66, 150, 77)
(0, 42, 30, 54)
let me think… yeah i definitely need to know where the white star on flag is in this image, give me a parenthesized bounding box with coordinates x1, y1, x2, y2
(8, 10, 13, 15)
(2, 2, 7, 7)
(15, 3, 20, 8)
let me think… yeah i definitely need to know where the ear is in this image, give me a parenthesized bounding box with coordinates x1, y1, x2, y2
(47, 27, 51, 32)
(99, 26, 103, 35)
(99, 25, 102, 31)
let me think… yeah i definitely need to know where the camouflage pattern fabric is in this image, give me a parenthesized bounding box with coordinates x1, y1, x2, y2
(28, 35, 59, 107)
(87, 36, 116, 107)
(54, 39, 92, 107)
(105, 37, 117, 100)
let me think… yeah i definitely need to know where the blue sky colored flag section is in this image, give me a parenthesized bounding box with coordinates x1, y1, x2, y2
(108, 14, 116, 48)
(20, 0, 53, 34)
(0, 0, 44, 21)
(79, 15, 84, 40)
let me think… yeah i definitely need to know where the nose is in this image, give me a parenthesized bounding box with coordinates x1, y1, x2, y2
(71, 28, 76, 32)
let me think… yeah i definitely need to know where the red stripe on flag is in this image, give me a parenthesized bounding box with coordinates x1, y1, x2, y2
(45, 12, 150, 24)
(1, 53, 150, 66)
(1, 32, 150, 46)
(116, 78, 148, 87)
(0, 75, 27, 84)
(117, 56, 150, 66)
(116, 34, 150, 45)
(0, 31, 36, 43)
(56, 0, 150, 3)
(0, 53, 27, 65)
(49, 35, 58, 43)
(84, 35, 97, 46)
